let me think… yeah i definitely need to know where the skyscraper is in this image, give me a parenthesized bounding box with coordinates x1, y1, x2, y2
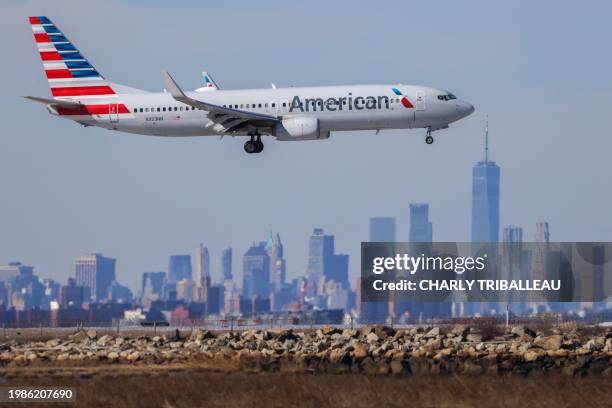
(221, 247, 233, 281)
(502, 226, 525, 298)
(369, 217, 396, 242)
(306, 228, 334, 295)
(141, 271, 165, 305)
(242, 242, 270, 299)
(306, 228, 349, 294)
(168, 255, 192, 284)
(471, 117, 500, 243)
(409, 204, 433, 242)
(194, 244, 210, 287)
(266, 231, 286, 293)
(530, 221, 550, 303)
(74, 253, 116, 303)
(532, 221, 550, 280)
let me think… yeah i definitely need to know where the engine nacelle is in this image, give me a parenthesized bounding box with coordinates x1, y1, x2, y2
(274, 117, 330, 141)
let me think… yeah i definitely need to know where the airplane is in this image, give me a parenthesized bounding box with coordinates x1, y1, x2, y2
(26, 16, 475, 154)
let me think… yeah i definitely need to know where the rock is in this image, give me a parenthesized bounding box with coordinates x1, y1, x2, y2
(374, 325, 395, 338)
(201, 330, 216, 339)
(322, 325, 342, 336)
(523, 350, 539, 362)
(107, 351, 119, 360)
(329, 348, 347, 364)
(511, 325, 536, 338)
(534, 334, 563, 350)
(366, 332, 379, 344)
(14, 354, 26, 365)
(451, 324, 469, 337)
(425, 327, 440, 337)
(353, 343, 368, 359)
(56, 353, 69, 361)
(97, 335, 113, 346)
(69, 331, 89, 342)
(126, 351, 140, 362)
(46, 339, 60, 347)
(585, 337, 605, 351)
(342, 329, 359, 338)
(86, 330, 97, 340)
(466, 333, 482, 343)
(278, 330, 299, 342)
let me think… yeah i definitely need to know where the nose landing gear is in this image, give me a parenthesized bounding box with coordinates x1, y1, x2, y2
(425, 127, 434, 145)
(244, 133, 264, 154)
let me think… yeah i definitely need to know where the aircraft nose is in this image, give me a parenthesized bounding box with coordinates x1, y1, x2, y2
(456, 100, 475, 117)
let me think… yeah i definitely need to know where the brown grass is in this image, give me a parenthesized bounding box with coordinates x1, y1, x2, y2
(0, 369, 610, 408)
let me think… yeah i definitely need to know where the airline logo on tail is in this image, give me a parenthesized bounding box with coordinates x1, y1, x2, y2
(29, 16, 116, 98)
(391, 87, 414, 109)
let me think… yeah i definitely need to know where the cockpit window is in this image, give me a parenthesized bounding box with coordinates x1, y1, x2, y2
(437, 93, 457, 101)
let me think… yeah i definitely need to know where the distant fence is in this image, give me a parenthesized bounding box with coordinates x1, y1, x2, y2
(1, 312, 611, 337)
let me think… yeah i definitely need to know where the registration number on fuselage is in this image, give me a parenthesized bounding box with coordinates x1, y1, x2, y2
(145, 116, 164, 122)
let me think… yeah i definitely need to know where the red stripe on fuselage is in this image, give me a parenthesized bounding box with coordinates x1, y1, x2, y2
(51, 86, 115, 97)
(34, 33, 51, 43)
(401, 97, 414, 109)
(58, 104, 130, 116)
(45, 69, 72, 79)
(40, 51, 62, 61)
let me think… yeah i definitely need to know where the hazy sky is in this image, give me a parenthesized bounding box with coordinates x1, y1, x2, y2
(1, 0, 611, 292)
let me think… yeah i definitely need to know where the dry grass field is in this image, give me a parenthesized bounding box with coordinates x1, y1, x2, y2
(0, 368, 610, 408)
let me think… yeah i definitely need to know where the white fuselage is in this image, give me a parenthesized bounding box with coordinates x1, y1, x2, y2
(56, 84, 474, 138)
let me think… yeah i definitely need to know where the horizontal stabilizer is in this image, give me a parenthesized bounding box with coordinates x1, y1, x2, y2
(24, 95, 83, 108)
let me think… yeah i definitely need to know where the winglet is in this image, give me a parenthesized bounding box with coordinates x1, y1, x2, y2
(162, 71, 187, 100)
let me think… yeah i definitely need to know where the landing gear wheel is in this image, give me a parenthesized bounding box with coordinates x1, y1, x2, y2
(244, 140, 257, 154)
(255, 140, 264, 153)
(425, 127, 434, 145)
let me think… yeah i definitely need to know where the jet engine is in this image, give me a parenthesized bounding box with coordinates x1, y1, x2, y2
(274, 117, 330, 140)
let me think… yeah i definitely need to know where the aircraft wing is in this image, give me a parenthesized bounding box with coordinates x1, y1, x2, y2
(162, 71, 280, 134)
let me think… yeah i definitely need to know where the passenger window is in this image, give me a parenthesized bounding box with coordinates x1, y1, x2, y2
(272, 103, 275, 107)
(282, 102, 286, 107)
(157, 107, 160, 112)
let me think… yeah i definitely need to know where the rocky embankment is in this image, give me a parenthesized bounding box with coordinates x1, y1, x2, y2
(1, 325, 611, 376)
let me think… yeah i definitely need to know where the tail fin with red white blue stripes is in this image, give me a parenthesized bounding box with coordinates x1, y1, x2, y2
(29, 16, 118, 99)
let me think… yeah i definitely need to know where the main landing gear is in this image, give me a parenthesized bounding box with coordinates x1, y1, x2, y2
(244, 134, 264, 154)
(425, 127, 434, 145)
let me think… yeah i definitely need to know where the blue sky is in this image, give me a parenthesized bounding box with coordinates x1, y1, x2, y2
(1, 0, 611, 291)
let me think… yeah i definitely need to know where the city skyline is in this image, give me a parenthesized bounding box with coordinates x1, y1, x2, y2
(0, 123, 553, 293)
(2, 1, 611, 291)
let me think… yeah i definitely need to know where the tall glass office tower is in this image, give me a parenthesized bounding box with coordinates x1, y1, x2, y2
(471, 117, 500, 243)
